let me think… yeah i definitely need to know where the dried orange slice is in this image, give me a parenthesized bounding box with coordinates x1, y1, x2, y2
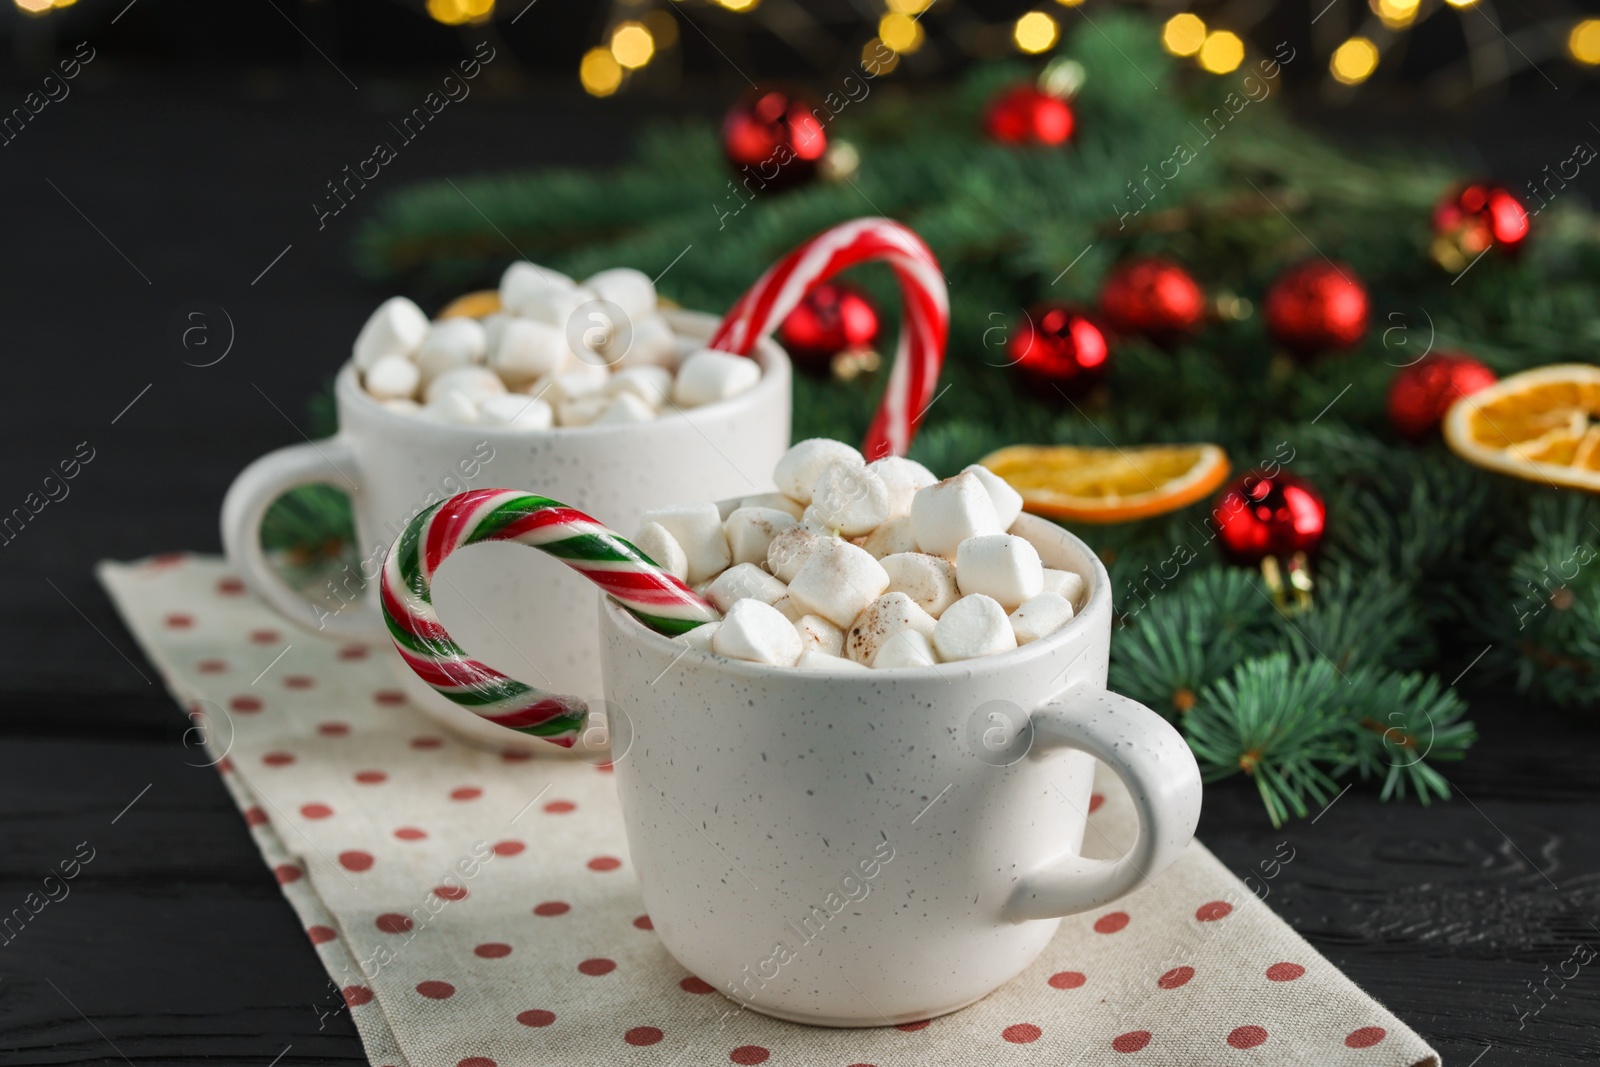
(979, 443, 1231, 523)
(1443, 363, 1600, 491)
(437, 290, 501, 320)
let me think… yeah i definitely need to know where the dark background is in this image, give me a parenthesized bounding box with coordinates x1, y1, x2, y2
(1, 1, 1598, 1064)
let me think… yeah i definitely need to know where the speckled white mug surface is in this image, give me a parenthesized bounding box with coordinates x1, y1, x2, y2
(598, 513, 1203, 1026)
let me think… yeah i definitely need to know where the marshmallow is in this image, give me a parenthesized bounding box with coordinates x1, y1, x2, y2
(353, 296, 429, 370)
(542, 361, 611, 403)
(880, 552, 961, 618)
(605, 365, 673, 408)
(422, 391, 480, 425)
(416, 318, 488, 384)
(724, 506, 797, 566)
(712, 599, 803, 666)
(856, 515, 918, 559)
(584, 267, 657, 323)
(910, 472, 1004, 557)
(632, 521, 688, 582)
(796, 649, 869, 671)
(766, 520, 833, 583)
(808, 460, 891, 536)
(1041, 567, 1087, 607)
(489, 318, 569, 388)
(611, 313, 679, 370)
(772, 595, 803, 622)
(481, 312, 512, 357)
(955, 534, 1044, 610)
(364, 354, 420, 400)
(382, 398, 423, 415)
(672, 349, 762, 407)
(872, 629, 939, 670)
(477, 394, 554, 430)
(774, 439, 864, 504)
(424, 366, 506, 406)
(739, 492, 805, 520)
(786, 539, 890, 628)
(845, 592, 938, 665)
(674, 620, 720, 652)
(555, 396, 608, 427)
(518, 283, 594, 329)
(1009, 592, 1075, 645)
(593, 392, 657, 425)
(704, 563, 788, 613)
(794, 613, 844, 657)
(499, 261, 574, 313)
(962, 463, 1024, 530)
(932, 594, 1018, 662)
(640, 502, 731, 583)
(868, 456, 938, 518)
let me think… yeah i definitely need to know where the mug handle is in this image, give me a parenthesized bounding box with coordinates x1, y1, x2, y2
(220, 436, 377, 639)
(1003, 683, 1203, 923)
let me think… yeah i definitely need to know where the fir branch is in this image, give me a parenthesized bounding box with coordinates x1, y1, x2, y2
(1336, 669, 1475, 805)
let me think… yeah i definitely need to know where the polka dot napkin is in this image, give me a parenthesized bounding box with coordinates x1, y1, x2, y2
(98, 554, 1440, 1067)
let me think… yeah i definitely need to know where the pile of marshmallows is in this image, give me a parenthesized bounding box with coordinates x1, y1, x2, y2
(350, 263, 762, 429)
(637, 439, 1087, 671)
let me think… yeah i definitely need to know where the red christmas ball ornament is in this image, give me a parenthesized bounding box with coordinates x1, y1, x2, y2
(1098, 257, 1206, 343)
(1386, 352, 1498, 440)
(1009, 303, 1110, 397)
(984, 85, 1075, 146)
(776, 282, 881, 376)
(722, 89, 827, 191)
(1213, 471, 1327, 564)
(1263, 261, 1369, 357)
(1431, 181, 1530, 271)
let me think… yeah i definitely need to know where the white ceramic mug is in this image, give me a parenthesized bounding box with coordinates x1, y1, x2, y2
(220, 310, 791, 748)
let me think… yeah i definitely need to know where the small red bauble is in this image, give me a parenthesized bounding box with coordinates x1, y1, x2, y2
(1263, 261, 1369, 357)
(776, 282, 881, 375)
(984, 85, 1075, 146)
(1213, 472, 1327, 564)
(1009, 304, 1110, 397)
(1432, 182, 1530, 262)
(1098, 257, 1206, 343)
(1386, 352, 1498, 439)
(722, 89, 827, 191)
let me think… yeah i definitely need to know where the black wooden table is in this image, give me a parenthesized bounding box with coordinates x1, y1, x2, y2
(0, 75, 1596, 1066)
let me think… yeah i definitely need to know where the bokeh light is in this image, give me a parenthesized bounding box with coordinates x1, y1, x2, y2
(1570, 19, 1600, 65)
(1331, 37, 1380, 85)
(879, 12, 924, 54)
(1162, 13, 1207, 57)
(1197, 30, 1244, 74)
(610, 22, 655, 69)
(580, 47, 624, 97)
(1014, 12, 1059, 55)
(862, 38, 900, 75)
(1371, 0, 1418, 29)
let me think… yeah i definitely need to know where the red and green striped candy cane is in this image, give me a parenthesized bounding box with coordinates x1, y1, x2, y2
(381, 488, 720, 747)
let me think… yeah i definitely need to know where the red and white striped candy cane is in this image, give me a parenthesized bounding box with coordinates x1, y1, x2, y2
(709, 218, 948, 460)
(381, 488, 719, 747)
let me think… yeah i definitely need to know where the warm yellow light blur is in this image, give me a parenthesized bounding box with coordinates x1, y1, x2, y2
(1443, 0, 1475, 7)
(713, 0, 759, 11)
(1331, 36, 1380, 84)
(1013, 11, 1059, 54)
(611, 22, 655, 69)
(1370, 0, 1417, 29)
(862, 37, 901, 75)
(879, 12, 924, 53)
(13, 0, 49, 12)
(1570, 19, 1600, 65)
(580, 47, 624, 97)
(1054, 0, 1084, 7)
(52, 0, 76, 8)
(886, 0, 933, 13)
(460, 0, 492, 19)
(1162, 13, 1207, 56)
(1197, 30, 1244, 73)
(644, 9, 679, 48)
(426, 0, 470, 25)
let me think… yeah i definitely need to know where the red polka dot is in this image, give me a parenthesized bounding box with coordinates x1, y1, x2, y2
(165, 613, 194, 629)
(451, 786, 483, 801)
(595, 761, 614, 773)
(895, 1021, 930, 1031)
(587, 856, 622, 872)
(1227, 1025, 1268, 1049)
(150, 552, 186, 567)
(342, 985, 373, 1007)
(262, 751, 295, 767)
(501, 749, 534, 762)
(411, 736, 444, 750)
(475, 942, 512, 958)
(1266, 962, 1304, 982)
(730, 1048, 769, 1065)
(633, 914, 654, 930)
(284, 675, 315, 689)
(1112, 1030, 1151, 1053)
(374, 689, 406, 705)
(377, 913, 414, 934)
(395, 826, 427, 840)
(230, 696, 262, 713)
(1048, 971, 1086, 989)
(544, 800, 576, 814)
(1196, 900, 1233, 922)
(1089, 792, 1105, 813)
(680, 976, 715, 994)
(578, 958, 616, 976)
(533, 901, 569, 917)
(301, 803, 334, 820)
(416, 980, 455, 999)
(250, 629, 280, 644)
(339, 851, 375, 872)
(355, 770, 388, 785)
(217, 577, 246, 596)
(244, 807, 268, 827)
(1094, 911, 1130, 934)
(625, 1026, 663, 1046)
(491, 840, 524, 856)
(1158, 966, 1194, 989)
(338, 644, 368, 660)
(197, 659, 227, 674)
(1345, 1027, 1386, 1049)
(274, 864, 301, 884)
(458, 1059, 495, 1067)
(1002, 1023, 1041, 1044)
(517, 1009, 555, 1027)
(434, 884, 468, 901)
(318, 722, 350, 737)
(307, 925, 337, 944)
(216, 757, 234, 773)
